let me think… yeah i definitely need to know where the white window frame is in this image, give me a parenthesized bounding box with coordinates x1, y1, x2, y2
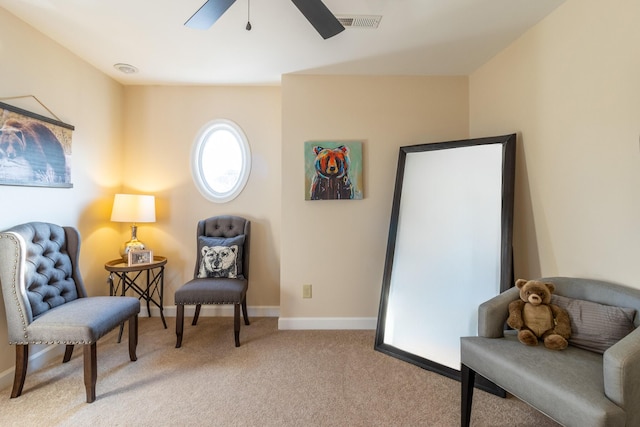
(190, 119, 251, 203)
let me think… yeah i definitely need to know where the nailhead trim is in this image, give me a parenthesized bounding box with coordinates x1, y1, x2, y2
(177, 301, 241, 305)
(9, 340, 94, 345)
(1, 234, 30, 341)
(2, 233, 96, 346)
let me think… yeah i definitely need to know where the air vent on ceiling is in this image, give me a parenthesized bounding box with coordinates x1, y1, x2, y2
(336, 15, 382, 29)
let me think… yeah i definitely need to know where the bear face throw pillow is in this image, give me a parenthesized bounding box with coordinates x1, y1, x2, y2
(197, 235, 245, 279)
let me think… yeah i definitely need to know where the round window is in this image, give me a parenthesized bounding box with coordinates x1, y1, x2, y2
(191, 119, 251, 203)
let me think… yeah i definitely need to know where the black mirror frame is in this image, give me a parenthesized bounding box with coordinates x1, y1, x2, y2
(374, 134, 516, 394)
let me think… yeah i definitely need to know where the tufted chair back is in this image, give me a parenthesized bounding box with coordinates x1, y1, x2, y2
(193, 215, 251, 280)
(0, 222, 86, 342)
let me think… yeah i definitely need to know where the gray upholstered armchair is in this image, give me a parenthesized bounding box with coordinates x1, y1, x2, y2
(461, 277, 640, 427)
(175, 215, 250, 348)
(0, 222, 140, 403)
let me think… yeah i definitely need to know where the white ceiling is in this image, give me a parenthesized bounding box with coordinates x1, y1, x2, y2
(0, 0, 564, 86)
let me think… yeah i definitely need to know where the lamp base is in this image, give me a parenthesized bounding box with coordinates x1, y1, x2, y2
(120, 239, 146, 261)
(119, 224, 147, 261)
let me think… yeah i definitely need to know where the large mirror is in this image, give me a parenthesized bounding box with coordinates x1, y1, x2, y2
(375, 134, 516, 391)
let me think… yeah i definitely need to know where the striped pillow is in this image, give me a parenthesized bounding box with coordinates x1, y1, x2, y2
(551, 294, 636, 353)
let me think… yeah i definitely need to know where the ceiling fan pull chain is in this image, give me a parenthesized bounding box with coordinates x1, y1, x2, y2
(246, 0, 252, 31)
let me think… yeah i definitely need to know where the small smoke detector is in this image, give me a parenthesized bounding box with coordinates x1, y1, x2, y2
(336, 15, 382, 29)
(113, 63, 138, 74)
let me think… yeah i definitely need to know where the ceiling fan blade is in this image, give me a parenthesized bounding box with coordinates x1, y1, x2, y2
(185, 0, 237, 30)
(291, 0, 345, 39)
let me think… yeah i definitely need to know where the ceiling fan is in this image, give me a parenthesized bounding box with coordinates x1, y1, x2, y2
(185, 0, 345, 39)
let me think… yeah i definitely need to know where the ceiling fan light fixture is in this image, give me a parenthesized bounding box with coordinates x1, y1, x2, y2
(113, 63, 138, 74)
(291, 0, 344, 39)
(185, 0, 343, 39)
(185, 0, 236, 29)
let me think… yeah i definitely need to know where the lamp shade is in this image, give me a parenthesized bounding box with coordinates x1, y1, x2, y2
(110, 194, 156, 223)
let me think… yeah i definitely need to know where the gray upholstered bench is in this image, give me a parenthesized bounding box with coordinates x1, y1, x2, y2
(461, 277, 640, 427)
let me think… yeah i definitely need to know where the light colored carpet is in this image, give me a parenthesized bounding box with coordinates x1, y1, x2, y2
(0, 317, 559, 426)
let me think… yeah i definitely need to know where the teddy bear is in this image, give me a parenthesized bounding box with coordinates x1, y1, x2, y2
(507, 279, 572, 350)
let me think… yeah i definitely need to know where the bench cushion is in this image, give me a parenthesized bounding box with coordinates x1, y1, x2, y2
(175, 278, 247, 305)
(22, 296, 140, 345)
(461, 332, 626, 427)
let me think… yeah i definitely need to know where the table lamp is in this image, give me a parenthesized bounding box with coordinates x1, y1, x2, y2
(110, 193, 156, 260)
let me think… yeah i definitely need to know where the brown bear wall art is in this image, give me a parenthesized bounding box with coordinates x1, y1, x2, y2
(0, 104, 72, 187)
(305, 141, 363, 201)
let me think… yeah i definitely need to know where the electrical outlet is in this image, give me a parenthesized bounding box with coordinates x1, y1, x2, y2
(302, 284, 312, 298)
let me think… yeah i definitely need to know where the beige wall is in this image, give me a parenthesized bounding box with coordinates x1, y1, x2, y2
(280, 75, 469, 326)
(469, 0, 640, 286)
(2, 0, 638, 386)
(122, 85, 282, 310)
(0, 9, 124, 374)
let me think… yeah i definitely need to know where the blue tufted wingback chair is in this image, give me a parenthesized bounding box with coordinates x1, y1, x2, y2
(0, 222, 140, 403)
(175, 215, 250, 348)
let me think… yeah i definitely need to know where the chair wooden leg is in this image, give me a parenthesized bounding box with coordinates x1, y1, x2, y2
(176, 304, 184, 348)
(129, 314, 138, 361)
(461, 364, 475, 427)
(83, 343, 97, 403)
(11, 345, 28, 398)
(63, 345, 74, 363)
(242, 297, 250, 325)
(117, 322, 125, 343)
(234, 303, 241, 347)
(192, 304, 201, 326)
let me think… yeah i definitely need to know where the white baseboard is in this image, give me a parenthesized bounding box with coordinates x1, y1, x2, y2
(149, 304, 376, 330)
(278, 317, 377, 330)
(145, 305, 281, 318)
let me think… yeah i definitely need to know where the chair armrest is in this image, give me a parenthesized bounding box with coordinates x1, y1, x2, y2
(478, 287, 520, 337)
(603, 327, 640, 418)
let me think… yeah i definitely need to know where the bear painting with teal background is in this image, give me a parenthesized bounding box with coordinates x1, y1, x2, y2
(305, 141, 363, 200)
